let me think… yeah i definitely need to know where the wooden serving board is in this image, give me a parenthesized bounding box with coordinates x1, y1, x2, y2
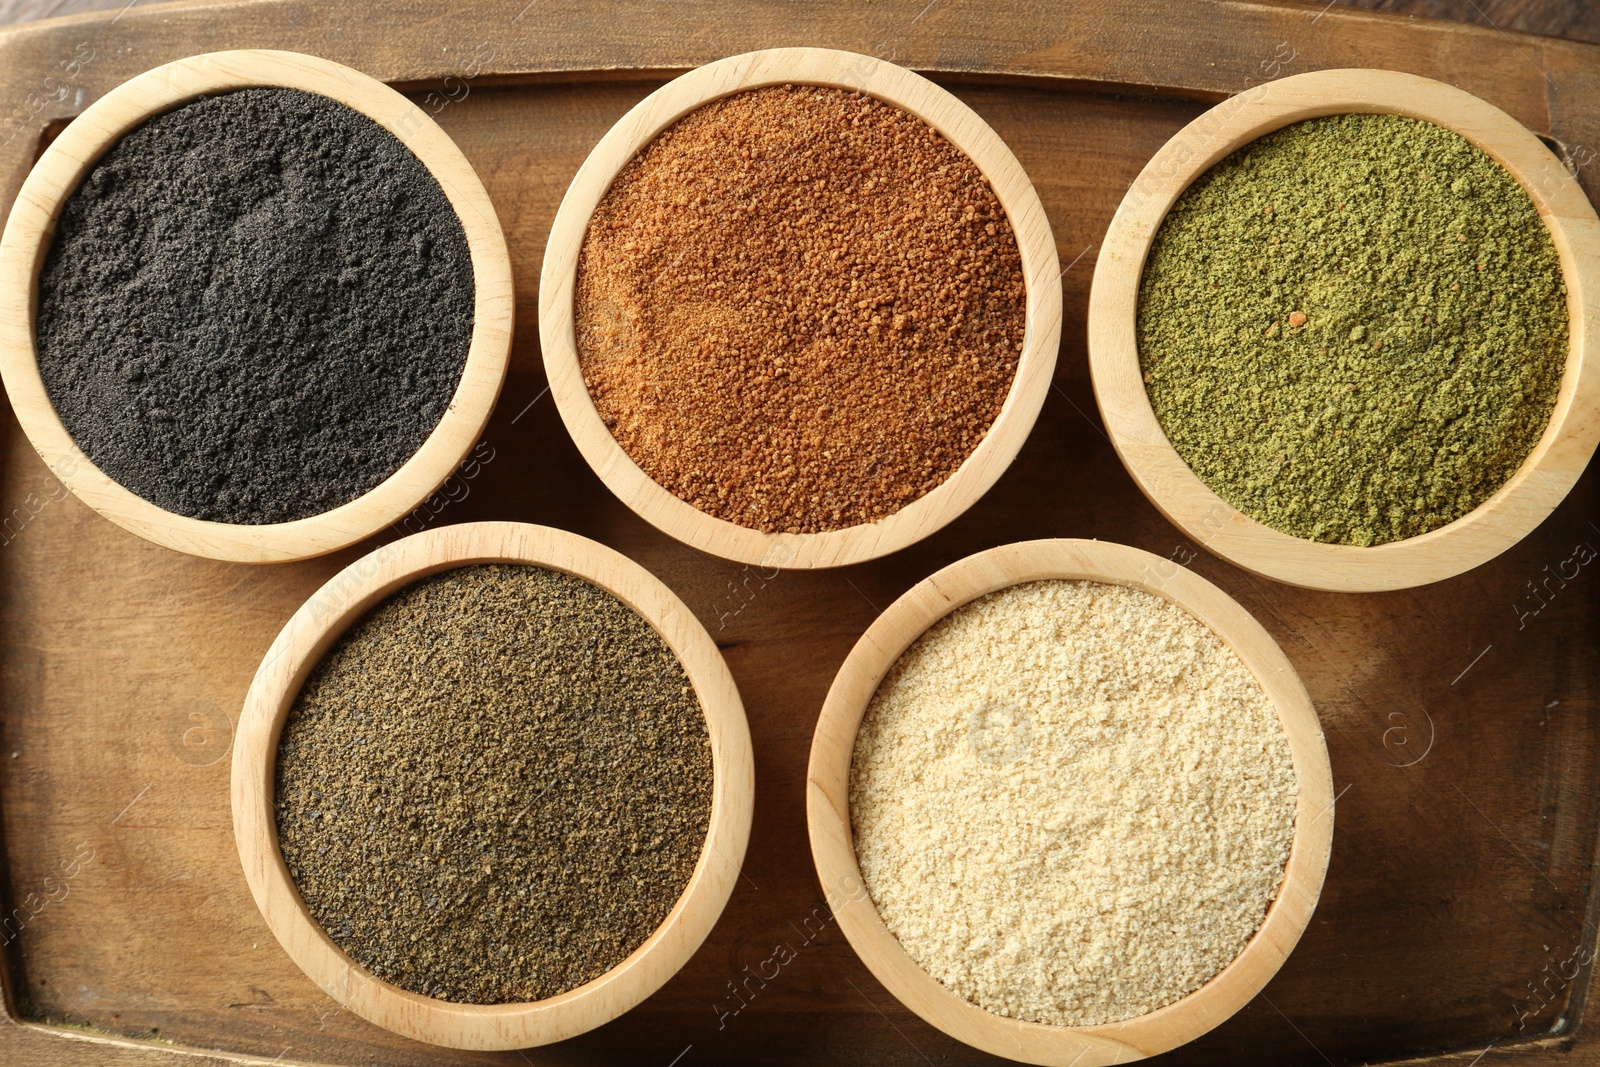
(0, 2, 1597, 1064)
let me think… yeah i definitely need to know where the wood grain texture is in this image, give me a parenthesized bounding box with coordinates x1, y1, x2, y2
(0, 0, 147, 25)
(232, 522, 753, 1049)
(0, 2, 1595, 1066)
(1087, 67, 1600, 592)
(539, 47, 1061, 569)
(806, 539, 1333, 1065)
(0, 49, 516, 562)
(1328, 0, 1600, 45)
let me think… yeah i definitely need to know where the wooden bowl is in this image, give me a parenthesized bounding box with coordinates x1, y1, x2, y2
(538, 47, 1061, 569)
(806, 538, 1334, 1066)
(1088, 68, 1600, 592)
(0, 49, 514, 563)
(231, 521, 754, 1049)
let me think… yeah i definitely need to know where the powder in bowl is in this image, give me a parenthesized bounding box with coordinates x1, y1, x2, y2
(274, 563, 713, 1004)
(850, 579, 1297, 1027)
(575, 84, 1027, 535)
(35, 87, 474, 525)
(1137, 112, 1567, 547)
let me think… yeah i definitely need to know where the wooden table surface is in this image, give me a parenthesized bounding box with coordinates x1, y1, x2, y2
(30, 0, 1600, 47)
(1, 2, 1599, 1066)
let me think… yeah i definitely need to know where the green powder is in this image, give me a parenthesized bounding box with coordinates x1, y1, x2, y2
(1138, 112, 1568, 546)
(275, 564, 713, 1004)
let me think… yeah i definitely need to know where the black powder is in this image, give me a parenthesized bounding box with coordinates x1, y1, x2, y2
(274, 564, 715, 1004)
(35, 88, 474, 524)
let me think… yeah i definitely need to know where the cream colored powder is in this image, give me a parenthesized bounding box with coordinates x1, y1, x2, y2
(849, 579, 1297, 1027)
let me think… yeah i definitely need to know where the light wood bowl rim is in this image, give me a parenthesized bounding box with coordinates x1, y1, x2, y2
(1086, 67, 1600, 592)
(0, 48, 514, 563)
(230, 521, 754, 1050)
(805, 538, 1334, 1066)
(537, 46, 1062, 570)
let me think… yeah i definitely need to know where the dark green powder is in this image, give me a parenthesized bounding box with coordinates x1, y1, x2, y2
(1138, 112, 1568, 546)
(274, 564, 713, 1004)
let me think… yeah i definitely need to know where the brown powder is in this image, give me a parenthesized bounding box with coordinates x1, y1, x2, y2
(575, 85, 1028, 534)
